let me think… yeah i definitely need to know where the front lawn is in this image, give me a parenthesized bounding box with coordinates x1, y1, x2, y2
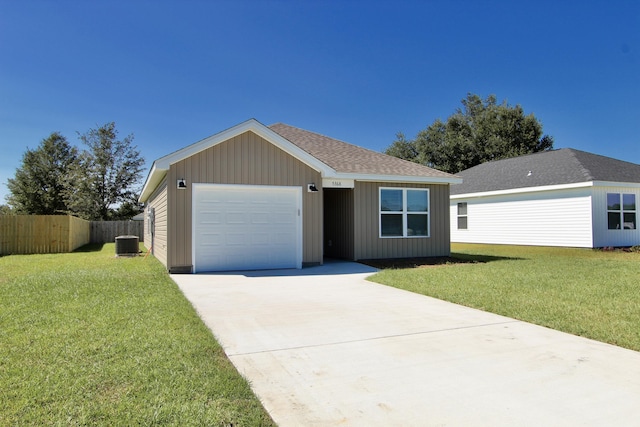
(369, 244, 640, 352)
(0, 244, 274, 426)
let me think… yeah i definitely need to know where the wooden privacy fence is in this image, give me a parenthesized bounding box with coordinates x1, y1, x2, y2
(0, 215, 90, 255)
(90, 221, 144, 244)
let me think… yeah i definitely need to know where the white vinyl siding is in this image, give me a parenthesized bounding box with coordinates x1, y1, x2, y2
(450, 187, 593, 248)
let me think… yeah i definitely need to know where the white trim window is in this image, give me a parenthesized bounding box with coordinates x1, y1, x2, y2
(457, 202, 468, 230)
(607, 193, 636, 230)
(379, 188, 429, 238)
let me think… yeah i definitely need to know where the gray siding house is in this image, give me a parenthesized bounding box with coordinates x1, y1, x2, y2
(450, 148, 640, 248)
(140, 119, 461, 273)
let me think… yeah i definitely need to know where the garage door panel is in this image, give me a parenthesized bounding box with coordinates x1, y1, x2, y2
(226, 212, 248, 224)
(250, 213, 270, 224)
(199, 210, 223, 222)
(200, 232, 224, 245)
(193, 184, 302, 272)
(273, 232, 295, 245)
(251, 233, 270, 245)
(274, 213, 296, 224)
(226, 233, 250, 245)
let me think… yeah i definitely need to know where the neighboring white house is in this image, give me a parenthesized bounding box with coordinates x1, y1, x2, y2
(450, 148, 640, 248)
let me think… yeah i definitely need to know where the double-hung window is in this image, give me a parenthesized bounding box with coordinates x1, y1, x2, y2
(457, 202, 468, 230)
(607, 193, 636, 230)
(379, 188, 429, 237)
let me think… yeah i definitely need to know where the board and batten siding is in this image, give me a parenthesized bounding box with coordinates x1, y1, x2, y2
(144, 179, 168, 268)
(450, 187, 594, 247)
(167, 130, 322, 272)
(353, 181, 451, 260)
(592, 185, 640, 247)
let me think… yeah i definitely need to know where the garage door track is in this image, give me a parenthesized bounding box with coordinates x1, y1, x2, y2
(171, 261, 640, 426)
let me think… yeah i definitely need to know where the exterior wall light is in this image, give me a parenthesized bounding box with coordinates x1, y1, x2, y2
(177, 179, 187, 189)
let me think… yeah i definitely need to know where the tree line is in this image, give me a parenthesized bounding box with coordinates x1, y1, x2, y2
(385, 93, 554, 173)
(3, 122, 145, 221)
(2, 94, 552, 219)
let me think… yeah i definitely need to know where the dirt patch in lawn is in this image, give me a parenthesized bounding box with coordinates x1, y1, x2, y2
(359, 257, 474, 270)
(359, 252, 521, 270)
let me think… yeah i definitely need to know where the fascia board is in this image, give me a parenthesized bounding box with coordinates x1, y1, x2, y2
(139, 163, 166, 203)
(591, 180, 640, 189)
(450, 181, 594, 200)
(334, 173, 462, 185)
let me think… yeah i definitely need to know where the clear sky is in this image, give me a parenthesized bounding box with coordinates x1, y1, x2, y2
(1, 0, 639, 203)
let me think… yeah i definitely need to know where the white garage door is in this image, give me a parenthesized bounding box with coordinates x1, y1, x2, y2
(193, 184, 302, 273)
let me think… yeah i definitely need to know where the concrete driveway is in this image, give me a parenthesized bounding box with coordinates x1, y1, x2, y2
(171, 261, 640, 426)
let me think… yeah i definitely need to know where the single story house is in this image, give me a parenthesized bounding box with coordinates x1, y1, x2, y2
(450, 148, 640, 248)
(139, 119, 461, 273)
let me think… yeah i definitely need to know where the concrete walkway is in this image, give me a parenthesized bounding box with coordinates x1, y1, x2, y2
(172, 261, 640, 426)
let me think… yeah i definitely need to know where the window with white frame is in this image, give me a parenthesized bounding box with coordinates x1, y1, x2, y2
(379, 188, 429, 237)
(607, 193, 636, 230)
(457, 202, 468, 230)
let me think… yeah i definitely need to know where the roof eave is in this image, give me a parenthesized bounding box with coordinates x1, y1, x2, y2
(451, 179, 640, 200)
(139, 163, 166, 203)
(591, 180, 640, 189)
(337, 173, 462, 185)
(450, 181, 595, 199)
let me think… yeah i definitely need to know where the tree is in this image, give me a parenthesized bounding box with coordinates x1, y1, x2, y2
(6, 132, 78, 214)
(385, 132, 418, 161)
(385, 93, 554, 173)
(65, 122, 145, 220)
(111, 201, 144, 220)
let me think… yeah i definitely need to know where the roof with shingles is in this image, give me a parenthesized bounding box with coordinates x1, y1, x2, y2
(269, 122, 456, 179)
(140, 119, 461, 203)
(450, 148, 640, 195)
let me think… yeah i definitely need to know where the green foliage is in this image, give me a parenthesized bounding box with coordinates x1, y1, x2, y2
(0, 204, 14, 215)
(0, 244, 275, 426)
(64, 122, 145, 220)
(5, 132, 78, 214)
(384, 132, 418, 160)
(386, 93, 554, 173)
(110, 201, 144, 220)
(6, 123, 145, 220)
(370, 243, 640, 351)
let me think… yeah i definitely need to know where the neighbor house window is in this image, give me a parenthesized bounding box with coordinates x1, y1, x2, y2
(457, 202, 468, 230)
(380, 188, 429, 237)
(607, 193, 636, 230)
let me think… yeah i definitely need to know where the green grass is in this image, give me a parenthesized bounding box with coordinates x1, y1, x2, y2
(369, 243, 640, 352)
(0, 244, 275, 426)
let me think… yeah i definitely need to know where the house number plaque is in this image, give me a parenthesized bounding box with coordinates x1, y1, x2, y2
(322, 178, 355, 188)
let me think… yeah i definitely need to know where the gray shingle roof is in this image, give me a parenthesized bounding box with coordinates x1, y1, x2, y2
(269, 123, 456, 179)
(450, 148, 640, 195)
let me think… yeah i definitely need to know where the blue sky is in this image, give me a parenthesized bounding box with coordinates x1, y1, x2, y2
(1, 0, 639, 203)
